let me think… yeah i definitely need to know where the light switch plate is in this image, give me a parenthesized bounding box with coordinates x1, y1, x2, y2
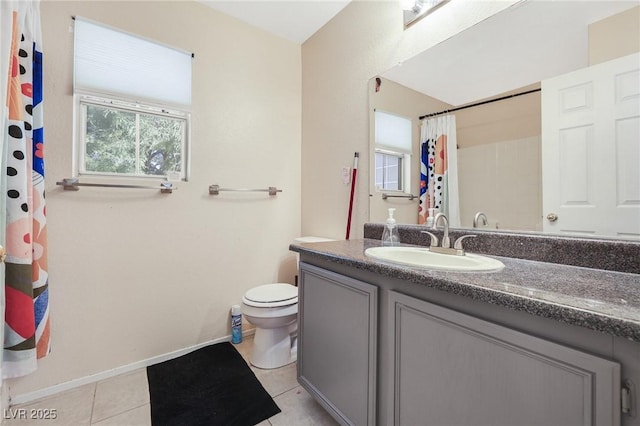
(342, 167, 351, 185)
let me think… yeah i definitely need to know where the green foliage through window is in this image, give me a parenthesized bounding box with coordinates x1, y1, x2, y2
(83, 102, 186, 178)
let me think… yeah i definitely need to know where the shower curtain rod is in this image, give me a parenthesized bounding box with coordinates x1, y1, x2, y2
(419, 88, 541, 120)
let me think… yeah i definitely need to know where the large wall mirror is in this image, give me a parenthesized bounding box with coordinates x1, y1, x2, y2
(369, 1, 640, 239)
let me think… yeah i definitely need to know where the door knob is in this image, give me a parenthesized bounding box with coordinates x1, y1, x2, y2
(0, 245, 6, 264)
(546, 213, 558, 222)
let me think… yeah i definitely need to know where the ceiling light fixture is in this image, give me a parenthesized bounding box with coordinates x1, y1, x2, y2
(401, 0, 424, 13)
(403, 0, 450, 28)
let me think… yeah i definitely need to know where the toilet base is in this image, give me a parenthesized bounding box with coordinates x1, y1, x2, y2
(250, 326, 297, 369)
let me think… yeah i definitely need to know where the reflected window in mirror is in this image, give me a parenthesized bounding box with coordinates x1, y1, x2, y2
(374, 110, 412, 193)
(375, 150, 405, 191)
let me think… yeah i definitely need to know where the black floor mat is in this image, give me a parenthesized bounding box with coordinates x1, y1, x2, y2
(147, 342, 281, 426)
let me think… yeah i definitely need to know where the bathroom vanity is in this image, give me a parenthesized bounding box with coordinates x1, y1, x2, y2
(291, 228, 640, 426)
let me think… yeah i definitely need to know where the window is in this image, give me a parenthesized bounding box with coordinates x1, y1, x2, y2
(375, 150, 404, 191)
(79, 96, 188, 178)
(374, 110, 412, 192)
(73, 18, 192, 180)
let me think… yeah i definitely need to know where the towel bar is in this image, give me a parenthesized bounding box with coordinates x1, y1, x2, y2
(56, 178, 175, 193)
(208, 185, 282, 196)
(381, 193, 416, 200)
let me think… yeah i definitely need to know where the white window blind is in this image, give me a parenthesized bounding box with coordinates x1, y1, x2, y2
(74, 17, 192, 108)
(375, 110, 413, 154)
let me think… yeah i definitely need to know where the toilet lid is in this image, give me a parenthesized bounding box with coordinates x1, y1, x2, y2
(244, 283, 298, 304)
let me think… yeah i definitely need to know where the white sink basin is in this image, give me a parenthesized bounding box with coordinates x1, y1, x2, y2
(364, 246, 505, 272)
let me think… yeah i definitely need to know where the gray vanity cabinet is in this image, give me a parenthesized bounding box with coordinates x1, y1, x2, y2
(389, 291, 622, 426)
(298, 263, 378, 426)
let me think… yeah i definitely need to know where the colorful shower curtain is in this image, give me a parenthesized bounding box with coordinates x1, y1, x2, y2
(1, 0, 50, 379)
(418, 114, 460, 227)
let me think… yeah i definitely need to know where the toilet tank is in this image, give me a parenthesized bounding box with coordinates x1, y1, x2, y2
(292, 237, 334, 286)
(293, 236, 335, 244)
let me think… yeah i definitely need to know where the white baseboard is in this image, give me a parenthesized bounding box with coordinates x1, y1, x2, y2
(9, 329, 255, 406)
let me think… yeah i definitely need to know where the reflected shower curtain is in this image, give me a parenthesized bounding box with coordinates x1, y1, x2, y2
(418, 115, 460, 227)
(1, 0, 50, 379)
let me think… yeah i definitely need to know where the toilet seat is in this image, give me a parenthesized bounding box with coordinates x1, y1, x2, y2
(243, 283, 298, 307)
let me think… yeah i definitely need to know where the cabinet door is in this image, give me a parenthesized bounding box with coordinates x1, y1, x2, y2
(389, 291, 621, 426)
(298, 263, 377, 426)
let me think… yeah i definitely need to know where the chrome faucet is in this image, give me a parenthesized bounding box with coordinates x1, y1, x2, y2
(473, 212, 488, 228)
(421, 212, 477, 256)
(433, 212, 451, 248)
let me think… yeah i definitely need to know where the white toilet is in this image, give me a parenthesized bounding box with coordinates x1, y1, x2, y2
(241, 236, 334, 369)
(241, 283, 299, 369)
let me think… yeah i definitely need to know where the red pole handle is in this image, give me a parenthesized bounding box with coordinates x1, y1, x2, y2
(346, 153, 359, 240)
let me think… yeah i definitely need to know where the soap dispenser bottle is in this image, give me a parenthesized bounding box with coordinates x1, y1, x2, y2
(424, 208, 436, 228)
(382, 208, 401, 246)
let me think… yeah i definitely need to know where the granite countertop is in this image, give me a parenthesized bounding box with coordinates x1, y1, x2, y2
(290, 238, 640, 342)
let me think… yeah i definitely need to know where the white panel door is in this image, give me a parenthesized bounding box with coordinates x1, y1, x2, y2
(542, 53, 640, 237)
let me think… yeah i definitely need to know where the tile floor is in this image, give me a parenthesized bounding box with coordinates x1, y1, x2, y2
(3, 336, 338, 426)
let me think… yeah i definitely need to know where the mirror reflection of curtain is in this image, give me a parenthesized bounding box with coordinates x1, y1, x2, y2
(2, 0, 50, 379)
(419, 115, 460, 226)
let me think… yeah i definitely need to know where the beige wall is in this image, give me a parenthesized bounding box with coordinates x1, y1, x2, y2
(10, 1, 301, 397)
(455, 85, 541, 149)
(589, 5, 640, 65)
(301, 0, 519, 239)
